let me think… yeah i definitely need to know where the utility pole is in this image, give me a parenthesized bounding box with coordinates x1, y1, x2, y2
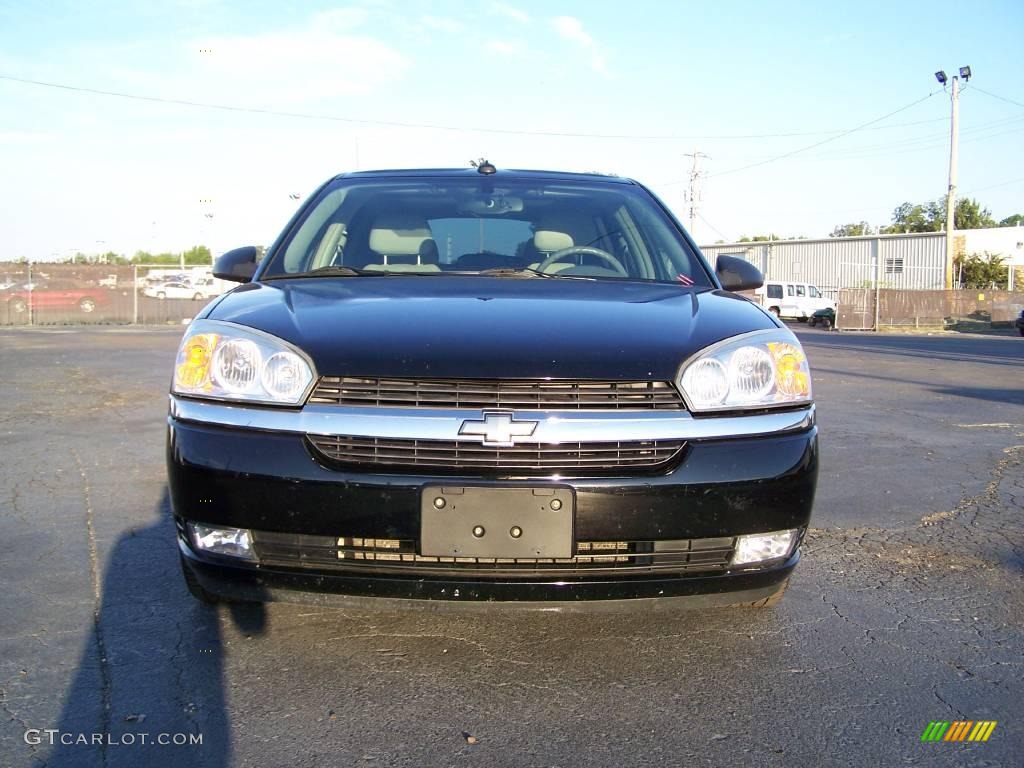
(682, 150, 709, 236)
(935, 66, 970, 289)
(945, 76, 960, 290)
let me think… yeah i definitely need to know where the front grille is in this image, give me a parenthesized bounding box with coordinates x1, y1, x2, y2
(309, 377, 685, 410)
(251, 531, 735, 576)
(307, 435, 685, 474)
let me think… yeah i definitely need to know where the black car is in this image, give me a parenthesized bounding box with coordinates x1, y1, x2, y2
(1016, 309, 1024, 336)
(807, 306, 835, 329)
(168, 166, 818, 609)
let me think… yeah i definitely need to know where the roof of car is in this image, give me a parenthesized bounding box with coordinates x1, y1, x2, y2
(333, 167, 636, 185)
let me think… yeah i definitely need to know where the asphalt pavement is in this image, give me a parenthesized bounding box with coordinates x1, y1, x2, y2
(0, 326, 1021, 767)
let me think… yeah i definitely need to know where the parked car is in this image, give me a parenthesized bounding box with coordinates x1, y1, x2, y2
(169, 166, 818, 609)
(1016, 309, 1024, 336)
(5, 280, 108, 314)
(755, 280, 834, 320)
(807, 306, 835, 329)
(144, 280, 218, 300)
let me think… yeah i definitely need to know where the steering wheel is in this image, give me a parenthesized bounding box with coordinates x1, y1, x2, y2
(536, 246, 628, 276)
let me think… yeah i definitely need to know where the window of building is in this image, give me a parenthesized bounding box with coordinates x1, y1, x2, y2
(885, 257, 904, 274)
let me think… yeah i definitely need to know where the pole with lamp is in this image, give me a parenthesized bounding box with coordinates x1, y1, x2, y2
(934, 66, 971, 290)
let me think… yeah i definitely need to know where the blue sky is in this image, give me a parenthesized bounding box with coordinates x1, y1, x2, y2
(1, 0, 1022, 260)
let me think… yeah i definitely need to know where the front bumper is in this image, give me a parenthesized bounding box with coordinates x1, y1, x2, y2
(168, 401, 818, 605)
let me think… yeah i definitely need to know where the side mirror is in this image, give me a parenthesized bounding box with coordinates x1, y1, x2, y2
(213, 246, 259, 283)
(716, 255, 764, 292)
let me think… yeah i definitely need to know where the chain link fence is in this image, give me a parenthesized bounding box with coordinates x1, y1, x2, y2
(0, 262, 232, 326)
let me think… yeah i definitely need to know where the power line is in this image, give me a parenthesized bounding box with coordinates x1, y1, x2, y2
(971, 86, 1024, 111)
(962, 176, 1024, 195)
(696, 213, 730, 241)
(701, 91, 943, 179)
(0, 72, 949, 141)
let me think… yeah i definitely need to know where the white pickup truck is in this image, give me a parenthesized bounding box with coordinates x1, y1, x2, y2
(755, 281, 835, 320)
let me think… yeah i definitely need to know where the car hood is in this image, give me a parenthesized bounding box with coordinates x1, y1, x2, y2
(205, 277, 777, 380)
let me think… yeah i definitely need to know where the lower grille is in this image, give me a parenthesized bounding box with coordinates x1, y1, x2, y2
(307, 435, 684, 474)
(251, 531, 735, 577)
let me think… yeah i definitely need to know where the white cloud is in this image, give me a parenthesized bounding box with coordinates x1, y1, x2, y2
(551, 15, 592, 45)
(550, 16, 608, 75)
(192, 12, 409, 101)
(486, 39, 528, 56)
(490, 2, 530, 24)
(314, 7, 372, 31)
(421, 15, 463, 33)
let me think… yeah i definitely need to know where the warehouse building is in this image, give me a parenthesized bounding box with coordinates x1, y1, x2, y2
(700, 226, 1024, 296)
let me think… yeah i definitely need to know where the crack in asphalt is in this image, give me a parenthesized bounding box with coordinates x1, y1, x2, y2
(1, 674, 47, 767)
(70, 448, 111, 768)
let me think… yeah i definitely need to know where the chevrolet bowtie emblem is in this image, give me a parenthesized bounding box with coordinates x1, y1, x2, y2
(459, 411, 539, 447)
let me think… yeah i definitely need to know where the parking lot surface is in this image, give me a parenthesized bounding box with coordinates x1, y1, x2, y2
(1, 326, 1021, 767)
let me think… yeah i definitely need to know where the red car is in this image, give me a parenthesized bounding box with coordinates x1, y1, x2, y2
(5, 280, 109, 315)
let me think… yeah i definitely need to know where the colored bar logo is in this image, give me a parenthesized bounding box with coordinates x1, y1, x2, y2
(920, 721, 997, 742)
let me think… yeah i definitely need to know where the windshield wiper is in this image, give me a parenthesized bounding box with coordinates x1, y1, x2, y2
(285, 266, 366, 278)
(474, 267, 544, 278)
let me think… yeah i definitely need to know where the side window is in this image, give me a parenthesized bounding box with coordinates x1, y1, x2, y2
(786, 285, 795, 296)
(808, 286, 821, 298)
(795, 285, 806, 297)
(766, 284, 783, 299)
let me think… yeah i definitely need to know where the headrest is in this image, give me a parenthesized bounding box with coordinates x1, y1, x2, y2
(419, 238, 439, 264)
(533, 230, 573, 252)
(369, 225, 431, 255)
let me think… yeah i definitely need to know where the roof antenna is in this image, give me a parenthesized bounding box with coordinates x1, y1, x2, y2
(471, 158, 496, 175)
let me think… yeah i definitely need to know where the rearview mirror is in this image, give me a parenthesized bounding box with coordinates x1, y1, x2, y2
(213, 246, 259, 283)
(716, 255, 764, 292)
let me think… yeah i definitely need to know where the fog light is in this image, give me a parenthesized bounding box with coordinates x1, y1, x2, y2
(188, 523, 254, 560)
(732, 529, 798, 566)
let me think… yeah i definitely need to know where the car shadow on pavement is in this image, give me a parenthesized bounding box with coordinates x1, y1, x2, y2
(44, 488, 255, 768)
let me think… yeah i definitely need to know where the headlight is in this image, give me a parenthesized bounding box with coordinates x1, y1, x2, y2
(172, 319, 315, 405)
(677, 329, 812, 412)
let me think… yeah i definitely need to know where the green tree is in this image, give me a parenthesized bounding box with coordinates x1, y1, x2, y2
(182, 245, 213, 265)
(999, 213, 1024, 227)
(882, 202, 938, 233)
(830, 222, 871, 237)
(953, 252, 1008, 289)
(954, 198, 997, 230)
(882, 196, 996, 233)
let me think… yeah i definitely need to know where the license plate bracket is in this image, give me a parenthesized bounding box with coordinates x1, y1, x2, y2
(420, 486, 574, 559)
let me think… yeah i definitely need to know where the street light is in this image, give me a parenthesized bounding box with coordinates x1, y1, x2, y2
(935, 64, 972, 289)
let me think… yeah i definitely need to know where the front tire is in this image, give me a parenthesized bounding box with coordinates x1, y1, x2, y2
(78, 297, 97, 313)
(157, 291, 166, 300)
(768, 306, 780, 318)
(192, 293, 203, 301)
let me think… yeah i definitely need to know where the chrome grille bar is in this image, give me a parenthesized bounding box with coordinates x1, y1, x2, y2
(310, 377, 685, 410)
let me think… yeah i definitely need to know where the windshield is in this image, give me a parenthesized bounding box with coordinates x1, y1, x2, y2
(261, 176, 713, 285)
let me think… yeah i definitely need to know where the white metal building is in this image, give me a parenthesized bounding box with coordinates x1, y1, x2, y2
(699, 226, 1024, 296)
